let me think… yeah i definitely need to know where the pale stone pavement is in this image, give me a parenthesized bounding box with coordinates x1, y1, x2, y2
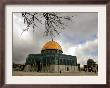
(12, 71, 98, 76)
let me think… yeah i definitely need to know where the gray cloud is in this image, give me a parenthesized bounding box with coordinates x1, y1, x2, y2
(13, 12, 98, 65)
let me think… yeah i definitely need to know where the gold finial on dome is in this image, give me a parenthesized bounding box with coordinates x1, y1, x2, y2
(42, 40, 62, 51)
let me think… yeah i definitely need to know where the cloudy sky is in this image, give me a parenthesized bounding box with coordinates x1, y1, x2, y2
(13, 12, 98, 65)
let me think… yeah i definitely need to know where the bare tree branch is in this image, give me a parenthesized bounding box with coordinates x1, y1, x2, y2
(21, 12, 74, 40)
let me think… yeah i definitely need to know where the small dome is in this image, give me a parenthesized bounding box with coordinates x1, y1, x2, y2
(87, 59, 95, 65)
(42, 41, 62, 51)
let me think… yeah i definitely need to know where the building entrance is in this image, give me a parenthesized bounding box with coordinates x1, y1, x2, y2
(37, 61, 42, 72)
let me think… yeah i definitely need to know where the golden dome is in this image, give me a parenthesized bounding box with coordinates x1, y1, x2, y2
(42, 41, 62, 51)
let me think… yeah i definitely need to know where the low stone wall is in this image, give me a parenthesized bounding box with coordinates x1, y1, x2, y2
(23, 64, 78, 72)
(50, 65, 78, 72)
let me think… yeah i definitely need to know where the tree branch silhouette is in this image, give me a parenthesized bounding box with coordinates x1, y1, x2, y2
(21, 12, 73, 40)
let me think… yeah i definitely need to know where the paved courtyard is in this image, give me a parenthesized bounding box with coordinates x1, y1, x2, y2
(13, 71, 98, 76)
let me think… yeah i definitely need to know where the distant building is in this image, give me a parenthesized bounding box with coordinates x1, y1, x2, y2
(13, 63, 25, 71)
(83, 59, 98, 72)
(24, 40, 78, 72)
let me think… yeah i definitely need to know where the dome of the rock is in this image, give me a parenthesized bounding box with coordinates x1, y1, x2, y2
(42, 40, 62, 51)
(24, 40, 78, 73)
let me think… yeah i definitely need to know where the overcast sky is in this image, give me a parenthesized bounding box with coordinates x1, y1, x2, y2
(13, 12, 98, 65)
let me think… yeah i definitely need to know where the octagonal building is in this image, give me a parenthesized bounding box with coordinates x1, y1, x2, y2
(24, 40, 78, 72)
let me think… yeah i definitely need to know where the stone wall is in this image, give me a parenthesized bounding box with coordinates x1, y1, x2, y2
(23, 64, 78, 72)
(50, 65, 78, 72)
